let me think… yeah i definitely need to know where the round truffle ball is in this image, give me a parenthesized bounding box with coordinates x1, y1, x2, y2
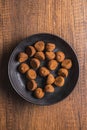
(46, 74, 55, 84)
(55, 51, 65, 62)
(39, 67, 50, 77)
(54, 76, 65, 87)
(27, 80, 37, 91)
(34, 41, 45, 51)
(44, 85, 54, 93)
(25, 46, 36, 57)
(45, 52, 55, 60)
(34, 52, 45, 61)
(26, 69, 37, 80)
(34, 88, 45, 99)
(18, 63, 29, 74)
(58, 68, 68, 77)
(46, 43, 56, 51)
(18, 52, 28, 63)
(30, 58, 40, 69)
(48, 60, 58, 70)
(61, 59, 72, 69)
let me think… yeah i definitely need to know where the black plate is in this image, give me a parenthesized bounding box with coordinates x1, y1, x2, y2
(8, 33, 79, 105)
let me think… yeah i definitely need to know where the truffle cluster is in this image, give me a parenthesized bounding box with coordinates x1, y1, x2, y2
(17, 41, 72, 99)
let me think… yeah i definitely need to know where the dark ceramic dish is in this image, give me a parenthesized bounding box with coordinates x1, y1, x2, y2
(8, 33, 79, 105)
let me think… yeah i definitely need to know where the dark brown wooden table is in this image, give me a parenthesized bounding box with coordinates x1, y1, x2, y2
(0, 0, 87, 130)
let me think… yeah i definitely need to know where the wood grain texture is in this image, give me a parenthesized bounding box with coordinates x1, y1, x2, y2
(0, 0, 87, 130)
